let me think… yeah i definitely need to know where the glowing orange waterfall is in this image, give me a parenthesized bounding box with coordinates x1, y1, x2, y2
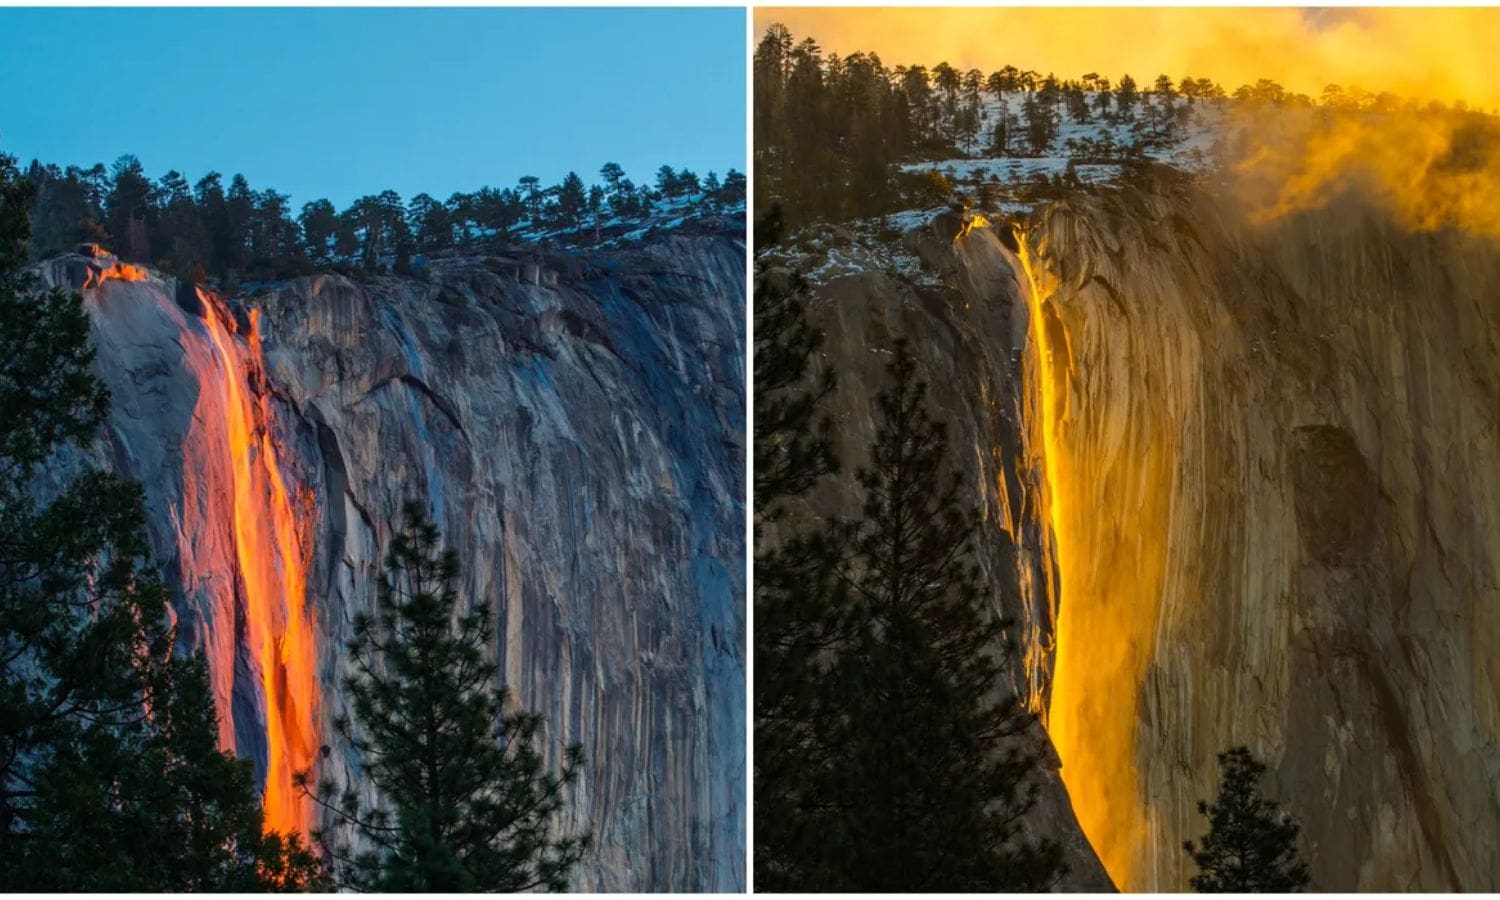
(1017, 230, 1165, 890)
(200, 299, 320, 839)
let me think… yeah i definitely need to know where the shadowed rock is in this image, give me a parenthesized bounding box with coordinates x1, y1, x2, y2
(32, 227, 746, 891)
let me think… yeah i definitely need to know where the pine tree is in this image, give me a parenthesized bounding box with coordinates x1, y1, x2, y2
(517, 176, 543, 223)
(299, 199, 339, 262)
(26, 163, 106, 258)
(598, 162, 625, 193)
(587, 185, 605, 242)
(818, 340, 1065, 891)
(104, 154, 153, 261)
(1117, 73, 1139, 117)
(599, 163, 632, 215)
(752, 268, 837, 510)
(556, 172, 587, 231)
(406, 193, 452, 253)
(720, 170, 746, 205)
(751, 260, 850, 890)
(1023, 91, 1057, 156)
(301, 502, 589, 892)
(194, 171, 230, 274)
(1184, 746, 1310, 892)
(0, 152, 324, 891)
(154, 169, 209, 279)
(14, 654, 325, 890)
(655, 165, 678, 197)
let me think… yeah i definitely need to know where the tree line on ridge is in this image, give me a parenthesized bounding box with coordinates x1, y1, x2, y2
(22, 154, 745, 287)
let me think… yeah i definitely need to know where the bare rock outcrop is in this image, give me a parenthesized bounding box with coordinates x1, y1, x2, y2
(34, 230, 746, 892)
(1025, 185, 1500, 891)
(781, 177, 1500, 890)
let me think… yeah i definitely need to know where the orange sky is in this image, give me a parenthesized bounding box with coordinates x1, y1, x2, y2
(756, 8, 1500, 111)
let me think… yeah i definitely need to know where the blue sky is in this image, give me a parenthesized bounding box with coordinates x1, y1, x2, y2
(0, 7, 745, 208)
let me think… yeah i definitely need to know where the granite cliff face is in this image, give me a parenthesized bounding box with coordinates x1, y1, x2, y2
(781, 176, 1500, 891)
(772, 213, 1112, 890)
(36, 227, 746, 892)
(1029, 183, 1500, 891)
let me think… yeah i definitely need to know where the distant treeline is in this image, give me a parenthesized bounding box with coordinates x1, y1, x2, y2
(754, 22, 1483, 228)
(753, 24, 1215, 225)
(22, 155, 745, 285)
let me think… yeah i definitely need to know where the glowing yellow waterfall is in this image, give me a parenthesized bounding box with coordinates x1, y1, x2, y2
(1016, 227, 1173, 890)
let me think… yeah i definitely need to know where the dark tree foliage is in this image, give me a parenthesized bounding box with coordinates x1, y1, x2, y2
(13, 654, 326, 891)
(810, 341, 1065, 891)
(0, 153, 324, 891)
(105, 155, 153, 262)
(751, 234, 853, 889)
(754, 24, 907, 229)
(1184, 746, 1311, 893)
(756, 24, 1355, 229)
(753, 314, 1066, 889)
(720, 169, 747, 206)
(556, 172, 588, 230)
(299, 198, 339, 262)
(301, 502, 589, 892)
(25, 160, 107, 259)
(752, 272, 837, 512)
(19, 152, 744, 284)
(406, 193, 452, 254)
(1024, 91, 1059, 155)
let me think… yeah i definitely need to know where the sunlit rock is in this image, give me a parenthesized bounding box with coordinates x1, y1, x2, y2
(776, 175, 1500, 891)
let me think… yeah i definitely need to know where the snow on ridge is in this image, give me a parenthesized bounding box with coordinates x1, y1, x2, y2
(901, 94, 1227, 216)
(769, 97, 1235, 293)
(905, 158, 1124, 185)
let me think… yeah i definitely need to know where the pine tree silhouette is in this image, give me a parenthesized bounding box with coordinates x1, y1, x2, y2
(751, 255, 852, 890)
(301, 502, 588, 891)
(816, 340, 1065, 891)
(1183, 746, 1310, 892)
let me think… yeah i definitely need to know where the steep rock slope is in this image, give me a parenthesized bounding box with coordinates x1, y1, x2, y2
(1028, 183, 1500, 891)
(771, 213, 1113, 890)
(780, 175, 1500, 890)
(36, 228, 746, 892)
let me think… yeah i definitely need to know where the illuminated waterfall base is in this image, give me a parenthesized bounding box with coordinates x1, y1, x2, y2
(199, 296, 320, 839)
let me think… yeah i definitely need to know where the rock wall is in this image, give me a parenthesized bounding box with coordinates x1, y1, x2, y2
(786, 175, 1500, 890)
(36, 227, 746, 892)
(1026, 182, 1500, 891)
(779, 214, 1114, 890)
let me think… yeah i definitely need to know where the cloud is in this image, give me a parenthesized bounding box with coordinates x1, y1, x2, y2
(1227, 103, 1500, 240)
(756, 8, 1500, 111)
(758, 7, 1500, 240)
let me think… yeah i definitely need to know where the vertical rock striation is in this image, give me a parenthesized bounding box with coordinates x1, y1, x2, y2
(780, 175, 1500, 890)
(36, 226, 745, 891)
(1028, 182, 1500, 891)
(773, 214, 1113, 890)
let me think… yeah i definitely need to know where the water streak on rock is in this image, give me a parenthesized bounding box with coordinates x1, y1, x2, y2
(198, 296, 319, 839)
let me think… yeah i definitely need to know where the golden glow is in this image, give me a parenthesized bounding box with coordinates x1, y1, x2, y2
(1013, 229, 1068, 719)
(756, 8, 1500, 112)
(200, 298, 320, 839)
(1014, 231, 1119, 880)
(89, 262, 148, 288)
(1229, 104, 1500, 241)
(105, 263, 147, 283)
(957, 211, 990, 239)
(759, 8, 1500, 883)
(1016, 227, 1174, 890)
(762, 7, 1500, 242)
